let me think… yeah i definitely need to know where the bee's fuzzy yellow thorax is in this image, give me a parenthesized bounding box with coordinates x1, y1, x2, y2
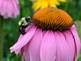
(32, 7, 74, 31)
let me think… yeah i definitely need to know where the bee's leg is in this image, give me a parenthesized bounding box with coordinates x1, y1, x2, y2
(22, 56, 25, 61)
(19, 27, 26, 35)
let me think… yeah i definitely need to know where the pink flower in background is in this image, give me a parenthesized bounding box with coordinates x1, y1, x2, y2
(10, 24, 81, 61)
(0, 0, 19, 18)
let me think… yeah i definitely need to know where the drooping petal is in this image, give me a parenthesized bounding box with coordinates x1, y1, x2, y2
(70, 25, 81, 59)
(63, 30, 76, 61)
(27, 28, 42, 61)
(0, 0, 19, 18)
(11, 0, 19, 17)
(10, 25, 37, 54)
(54, 32, 72, 61)
(22, 44, 30, 61)
(40, 31, 56, 61)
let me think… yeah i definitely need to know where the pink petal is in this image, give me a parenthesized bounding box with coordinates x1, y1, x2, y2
(11, 0, 19, 16)
(10, 25, 37, 54)
(40, 31, 56, 61)
(54, 32, 72, 61)
(22, 44, 30, 61)
(63, 30, 76, 61)
(27, 28, 43, 61)
(70, 25, 81, 59)
(0, 0, 19, 18)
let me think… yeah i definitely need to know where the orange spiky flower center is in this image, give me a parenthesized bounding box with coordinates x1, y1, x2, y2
(32, 7, 74, 31)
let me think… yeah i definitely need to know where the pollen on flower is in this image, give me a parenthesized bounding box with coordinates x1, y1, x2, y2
(32, 7, 74, 31)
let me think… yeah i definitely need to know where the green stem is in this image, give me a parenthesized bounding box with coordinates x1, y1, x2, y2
(0, 17, 5, 61)
(0, 35, 3, 61)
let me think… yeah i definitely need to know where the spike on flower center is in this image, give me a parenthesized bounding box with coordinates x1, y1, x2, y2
(32, 7, 74, 31)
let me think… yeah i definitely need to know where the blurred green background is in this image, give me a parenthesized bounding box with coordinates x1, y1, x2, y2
(0, 0, 81, 61)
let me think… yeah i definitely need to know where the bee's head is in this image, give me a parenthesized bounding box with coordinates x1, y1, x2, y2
(25, 16, 31, 22)
(19, 16, 31, 27)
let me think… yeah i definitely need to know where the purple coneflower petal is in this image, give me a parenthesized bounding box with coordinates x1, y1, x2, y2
(70, 25, 81, 59)
(0, 0, 19, 18)
(55, 32, 72, 61)
(10, 25, 37, 54)
(63, 31, 75, 61)
(27, 28, 43, 61)
(11, 0, 19, 17)
(40, 31, 56, 61)
(21, 43, 30, 61)
(10, 24, 81, 61)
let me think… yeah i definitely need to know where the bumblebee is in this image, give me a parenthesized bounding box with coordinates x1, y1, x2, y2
(19, 16, 31, 35)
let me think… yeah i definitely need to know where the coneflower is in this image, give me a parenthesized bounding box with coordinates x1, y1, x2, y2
(0, 0, 19, 18)
(10, 7, 81, 61)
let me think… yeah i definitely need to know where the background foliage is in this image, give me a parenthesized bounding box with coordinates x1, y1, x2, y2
(0, 0, 81, 61)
